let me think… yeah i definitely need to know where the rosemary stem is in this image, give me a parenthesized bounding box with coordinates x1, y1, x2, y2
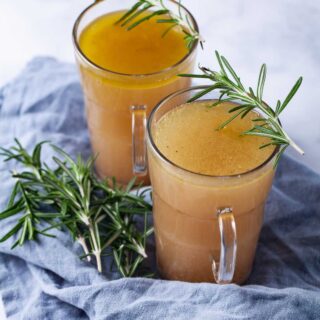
(95, 250, 102, 273)
(287, 135, 305, 155)
(89, 222, 102, 272)
(77, 235, 91, 262)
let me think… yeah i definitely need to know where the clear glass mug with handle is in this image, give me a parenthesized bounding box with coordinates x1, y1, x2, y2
(73, 0, 199, 185)
(146, 86, 279, 284)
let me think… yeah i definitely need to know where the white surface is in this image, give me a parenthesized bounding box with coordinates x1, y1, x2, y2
(0, 0, 319, 172)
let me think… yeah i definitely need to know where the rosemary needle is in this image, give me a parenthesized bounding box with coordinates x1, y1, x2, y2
(0, 140, 153, 276)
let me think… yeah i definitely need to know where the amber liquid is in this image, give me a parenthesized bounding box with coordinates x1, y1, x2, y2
(148, 101, 275, 283)
(77, 10, 196, 184)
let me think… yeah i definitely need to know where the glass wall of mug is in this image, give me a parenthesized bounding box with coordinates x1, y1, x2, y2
(147, 86, 279, 284)
(73, 0, 199, 185)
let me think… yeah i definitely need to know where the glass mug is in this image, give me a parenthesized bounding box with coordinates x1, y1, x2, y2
(146, 86, 278, 284)
(73, 0, 198, 185)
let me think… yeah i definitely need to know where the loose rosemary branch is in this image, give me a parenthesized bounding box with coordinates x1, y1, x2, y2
(0, 140, 153, 276)
(180, 51, 304, 165)
(116, 0, 203, 50)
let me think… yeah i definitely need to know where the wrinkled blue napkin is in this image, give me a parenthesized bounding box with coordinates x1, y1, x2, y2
(0, 58, 319, 320)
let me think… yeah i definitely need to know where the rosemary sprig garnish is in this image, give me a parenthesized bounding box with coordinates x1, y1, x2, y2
(180, 51, 304, 165)
(116, 0, 203, 50)
(0, 140, 153, 276)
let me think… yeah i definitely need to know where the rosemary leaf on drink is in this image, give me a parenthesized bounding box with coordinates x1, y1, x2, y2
(116, 0, 203, 50)
(0, 140, 153, 276)
(179, 51, 304, 165)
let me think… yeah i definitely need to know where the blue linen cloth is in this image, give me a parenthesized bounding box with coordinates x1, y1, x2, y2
(0, 57, 319, 320)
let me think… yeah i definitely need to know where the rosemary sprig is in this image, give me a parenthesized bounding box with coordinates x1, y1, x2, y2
(116, 0, 203, 50)
(180, 51, 304, 165)
(0, 140, 153, 276)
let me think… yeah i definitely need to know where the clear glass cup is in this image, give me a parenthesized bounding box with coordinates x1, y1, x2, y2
(147, 86, 279, 284)
(73, 0, 199, 185)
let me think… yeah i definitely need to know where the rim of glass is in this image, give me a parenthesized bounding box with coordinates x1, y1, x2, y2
(72, 0, 199, 78)
(147, 85, 280, 179)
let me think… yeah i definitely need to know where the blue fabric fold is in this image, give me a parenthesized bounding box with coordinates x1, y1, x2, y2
(0, 58, 319, 320)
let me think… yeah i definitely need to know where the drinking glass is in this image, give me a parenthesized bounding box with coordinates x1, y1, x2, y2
(73, 0, 198, 185)
(147, 86, 278, 284)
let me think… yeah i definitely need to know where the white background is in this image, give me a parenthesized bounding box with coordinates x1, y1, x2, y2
(1, 0, 319, 172)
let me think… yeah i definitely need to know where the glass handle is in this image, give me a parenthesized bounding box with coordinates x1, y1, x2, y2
(212, 207, 237, 284)
(131, 105, 147, 175)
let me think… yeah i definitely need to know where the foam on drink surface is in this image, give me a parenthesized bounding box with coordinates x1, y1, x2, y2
(154, 101, 275, 176)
